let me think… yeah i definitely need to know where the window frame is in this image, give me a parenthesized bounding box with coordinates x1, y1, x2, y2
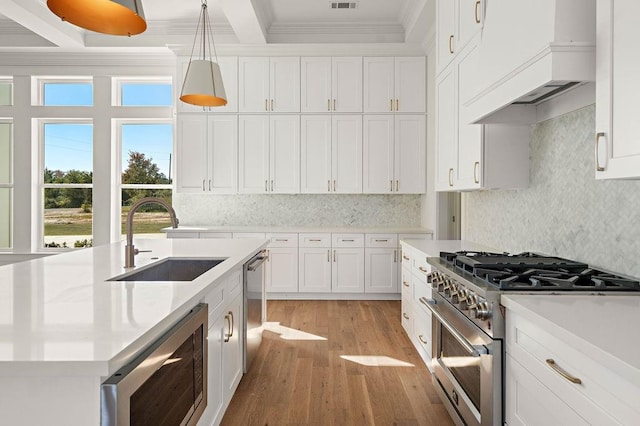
(0, 77, 13, 106)
(112, 77, 173, 107)
(0, 119, 13, 250)
(32, 76, 94, 107)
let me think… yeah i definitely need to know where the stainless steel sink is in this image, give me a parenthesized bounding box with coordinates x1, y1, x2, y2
(109, 257, 227, 282)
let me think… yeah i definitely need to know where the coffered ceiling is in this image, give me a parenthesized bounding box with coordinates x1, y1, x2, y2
(0, 0, 433, 51)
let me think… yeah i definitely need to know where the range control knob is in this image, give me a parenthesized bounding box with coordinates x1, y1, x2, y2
(445, 283, 458, 298)
(470, 301, 492, 321)
(453, 288, 467, 306)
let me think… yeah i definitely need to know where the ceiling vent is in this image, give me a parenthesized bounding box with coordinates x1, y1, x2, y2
(330, 2, 357, 9)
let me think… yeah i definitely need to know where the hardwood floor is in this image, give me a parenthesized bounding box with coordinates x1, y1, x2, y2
(222, 300, 454, 426)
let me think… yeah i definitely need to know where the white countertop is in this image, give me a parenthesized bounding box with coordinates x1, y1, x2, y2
(399, 239, 499, 257)
(501, 294, 640, 388)
(165, 225, 433, 234)
(0, 238, 267, 377)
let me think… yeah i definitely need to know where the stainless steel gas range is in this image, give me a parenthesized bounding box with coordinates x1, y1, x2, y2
(422, 251, 640, 426)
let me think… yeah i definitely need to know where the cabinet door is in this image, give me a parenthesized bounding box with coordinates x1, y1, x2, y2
(333, 57, 363, 112)
(176, 115, 208, 192)
(435, 65, 458, 191)
(332, 115, 363, 193)
(332, 248, 365, 293)
(364, 248, 399, 293)
(208, 115, 238, 194)
(270, 57, 300, 112)
(238, 57, 269, 112)
(222, 294, 244, 407)
(595, 0, 640, 179)
(436, 0, 456, 73)
(363, 57, 395, 113)
(395, 57, 426, 113)
(201, 313, 225, 426)
(216, 56, 238, 113)
(394, 115, 426, 193)
(363, 115, 394, 193)
(301, 115, 332, 193)
(238, 115, 269, 193)
(270, 115, 300, 193)
(299, 247, 332, 293)
(458, 0, 483, 52)
(456, 42, 483, 190)
(265, 248, 299, 293)
(300, 57, 332, 113)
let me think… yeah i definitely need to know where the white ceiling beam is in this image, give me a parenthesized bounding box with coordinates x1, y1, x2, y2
(402, 0, 431, 44)
(1, 0, 84, 48)
(218, 0, 268, 44)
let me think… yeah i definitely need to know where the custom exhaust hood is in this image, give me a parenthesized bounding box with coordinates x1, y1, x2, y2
(463, 0, 596, 125)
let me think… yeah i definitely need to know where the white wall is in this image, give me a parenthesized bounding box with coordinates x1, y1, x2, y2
(463, 104, 640, 278)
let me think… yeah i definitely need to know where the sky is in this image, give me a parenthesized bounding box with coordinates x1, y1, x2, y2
(43, 83, 173, 178)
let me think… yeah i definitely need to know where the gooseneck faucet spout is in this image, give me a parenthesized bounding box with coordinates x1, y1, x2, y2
(125, 197, 179, 268)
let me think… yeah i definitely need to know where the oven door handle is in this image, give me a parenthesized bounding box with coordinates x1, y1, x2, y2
(419, 297, 487, 357)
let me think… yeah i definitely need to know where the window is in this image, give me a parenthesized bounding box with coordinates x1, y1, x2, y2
(115, 78, 172, 106)
(0, 79, 12, 106)
(42, 122, 93, 248)
(120, 122, 173, 238)
(0, 121, 12, 248)
(36, 77, 93, 106)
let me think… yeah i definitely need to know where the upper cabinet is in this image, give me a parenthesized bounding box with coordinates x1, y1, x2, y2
(238, 57, 300, 112)
(300, 57, 362, 112)
(178, 56, 239, 113)
(595, 0, 640, 179)
(363, 115, 426, 194)
(363, 57, 426, 113)
(436, 0, 483, 75)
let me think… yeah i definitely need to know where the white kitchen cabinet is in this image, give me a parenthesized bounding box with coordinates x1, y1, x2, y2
(400, 260, 413, 337)
(363, 57, 426, 113)
(435, 41, 529, 192)
(238, 57, 300, 112)
(595, 0, 640, 179)
(332, 248, 365, 293)
(176, 115, 238, 193)
(238, 115, 300, 194)
(298, 247, 332, 293)
(436, 0, 456, 73)
(300, 56, 362, 112)
(300, 115, 362, 193)
(222, 293, 243, 407)
(265, 247, 299, 293)
(178, 56, 238, 113)
(364, 248, 398, 293)
(363, 115, 426, 194)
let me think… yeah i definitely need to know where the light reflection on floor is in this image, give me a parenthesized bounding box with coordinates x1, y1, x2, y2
(262, 322, 328, 341)
(340, 355, 415, 367)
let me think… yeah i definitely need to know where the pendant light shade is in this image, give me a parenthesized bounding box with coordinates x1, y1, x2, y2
(180, 1, 227, 107)
(47, 0, 147, 36)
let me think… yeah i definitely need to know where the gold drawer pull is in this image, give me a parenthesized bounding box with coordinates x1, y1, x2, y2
(418, 335, 428, 345)
(546, 359, 582, 384)
(418, 266, 428, 273)
(402, 255, 410, 260)
(403, 281, 410, 288)
(474, 0, 481, 23)
(449, 34, 454, 54)
(595, 132, 606, 172)
(473, 161, 480, 184)
(402, 313, 410, 320)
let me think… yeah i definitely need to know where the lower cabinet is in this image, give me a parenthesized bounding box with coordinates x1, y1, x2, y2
(364, 247, 399, 293)
(332, 248, 365, 292)
(200, 270, 245, 426)
(298, 247, 332, 293)
(265, 247, 298, 293)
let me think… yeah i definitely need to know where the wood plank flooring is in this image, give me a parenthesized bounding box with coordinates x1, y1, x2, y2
(221, 300, 454, 426)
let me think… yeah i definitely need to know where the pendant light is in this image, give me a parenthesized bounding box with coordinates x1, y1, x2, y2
(47, 0, 147, 36)
(180, 0, 227, 107)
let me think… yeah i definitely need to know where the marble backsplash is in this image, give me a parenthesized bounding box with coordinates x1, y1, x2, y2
(174, 193, 422, 227)
(463, 104, 640, 278)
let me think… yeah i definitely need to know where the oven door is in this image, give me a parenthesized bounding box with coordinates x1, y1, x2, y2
(421, 294, 501, 426)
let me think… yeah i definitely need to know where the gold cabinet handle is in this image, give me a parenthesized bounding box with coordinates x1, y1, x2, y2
(271, 99, 274, 111)
(403, 281, 410, 288)
(327, 249, 330, 262)
(546, 359, 582, 384)
(265, 179, 268, 192)
(418, 335, 428, 345)
(448, 168, 454, 187)
(396, 180, 399, 192)
(473, 161, 480, 184)
(394, 249, 397, 263)
(475, 0, 481, 23)
(595, 132, 606, 172)
(418, 266, 428, 273)
(333, 180, 336, 191)
(224, 312, 232, 342)
(449, 34, 454, 54)
(333, 99, 336, 111)
(402, 255, 410, 261)
(327, 180, 331, 192)
(271, 180, 274, 191)
(202, 179, 206, 191)
(333, 250, 336, 262)
(396, 99, 399, 111)
(390, 99, 393, 111)
(403, 313, 410, 320)
(265, 99, 268, 111)
(327, 99, 330, 111)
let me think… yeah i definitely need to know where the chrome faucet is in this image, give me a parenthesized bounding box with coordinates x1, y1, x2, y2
(125, 197, 179, 268)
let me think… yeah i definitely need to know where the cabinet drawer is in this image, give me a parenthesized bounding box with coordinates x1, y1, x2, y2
(266, 233, 298, 247)
(299, 233, 331, 247)
(398, 232, 433, 242)
(401, 294, 412, 335)
(226, 269, 243, 299)
(400, 245, 413, 268)
(413, 275, 432, 312)
(507, 311, 636, 424)
(167, 232, 200, 239)
(413, 254, 431, 277)
(233, 232, 266, 239)
(401, 266, 412, 298)
(413, 306, 432, 360)
(365, 233, 398, 248)
(199, 232, 233, 239)
(332, 233, 364, 247)
(204, 284, 225, 326)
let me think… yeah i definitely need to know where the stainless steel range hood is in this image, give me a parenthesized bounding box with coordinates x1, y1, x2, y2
(463, 0, 596, 125)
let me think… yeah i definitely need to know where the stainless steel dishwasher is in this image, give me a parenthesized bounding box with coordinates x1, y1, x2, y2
(243, 250, 267, 372)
